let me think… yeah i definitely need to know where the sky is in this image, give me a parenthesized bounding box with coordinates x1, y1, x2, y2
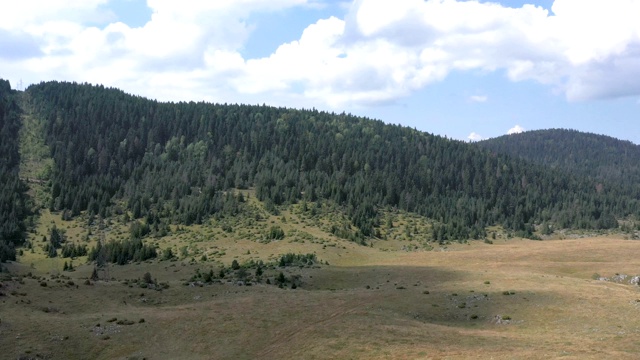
(1, 0, 640, 143)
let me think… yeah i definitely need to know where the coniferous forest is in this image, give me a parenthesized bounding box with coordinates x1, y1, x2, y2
(2, 79, 640, 260)
(479, 129, 640, 199)
(0, 80, 29, 262)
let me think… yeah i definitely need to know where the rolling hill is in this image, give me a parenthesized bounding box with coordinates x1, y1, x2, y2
(1, 80, 639, 263)
(477, 128, 640, 184)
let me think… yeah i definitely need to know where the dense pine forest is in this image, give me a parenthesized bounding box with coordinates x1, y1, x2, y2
(0, 80, 29, 262)
(478, 129, 640, 193)
(2, 79, 640, 261)
(478, 129, 640, 234)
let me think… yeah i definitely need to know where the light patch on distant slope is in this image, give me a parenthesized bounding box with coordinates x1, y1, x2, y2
(507, 125, 526, 134)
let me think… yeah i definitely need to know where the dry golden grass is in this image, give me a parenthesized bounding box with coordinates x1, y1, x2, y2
(3, 233, 640, 359)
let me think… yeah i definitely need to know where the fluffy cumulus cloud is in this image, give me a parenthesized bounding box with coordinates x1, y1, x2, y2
(0, 0, 310, 101)
(1, 0, 640, 107)
(507, 125, 526, 135)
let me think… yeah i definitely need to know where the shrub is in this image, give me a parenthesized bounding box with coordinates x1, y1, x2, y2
(142, 272, 154, 284)
(202, 270, 213, 283)
(278, 253, 317, 267)
(267, 226, 285, 240)
(231, 259, 240, 270)
(237, 268, 247, 280)
(161, 248, 174, 261)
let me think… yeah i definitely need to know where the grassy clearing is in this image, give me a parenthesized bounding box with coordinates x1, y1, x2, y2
(18, 93, 54, 208)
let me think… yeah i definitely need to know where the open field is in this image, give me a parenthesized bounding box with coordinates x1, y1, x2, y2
(3, 234, 640, 359)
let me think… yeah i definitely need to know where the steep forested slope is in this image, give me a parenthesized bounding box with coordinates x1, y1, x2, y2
(19, 81, 640, 240)
(0, 80, 29, 262)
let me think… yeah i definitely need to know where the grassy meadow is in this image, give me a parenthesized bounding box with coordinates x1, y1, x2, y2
(2, 201, 640, 359)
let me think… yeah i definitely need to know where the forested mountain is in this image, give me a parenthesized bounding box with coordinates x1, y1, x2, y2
(0, 80, 29, 262)
(2, 80, 639, 254)
(478, 129, 640, 182)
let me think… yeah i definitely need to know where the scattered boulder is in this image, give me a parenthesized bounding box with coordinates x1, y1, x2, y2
(493, 315, 512, 325)
(612, 274, 628, 282)
(598, 274, 640, 285)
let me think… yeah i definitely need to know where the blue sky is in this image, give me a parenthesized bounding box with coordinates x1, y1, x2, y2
(1, 0, 639, 143)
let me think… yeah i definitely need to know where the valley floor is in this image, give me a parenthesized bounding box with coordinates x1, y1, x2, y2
(2, 236, 640, 359)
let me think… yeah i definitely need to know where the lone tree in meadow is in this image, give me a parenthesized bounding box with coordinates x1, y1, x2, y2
(143, 271, 154, 284)
(277, 272, 287, 285)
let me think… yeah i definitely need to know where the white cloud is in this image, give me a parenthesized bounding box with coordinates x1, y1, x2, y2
(470, 95, 488, 103)
(467, 132, 484, 142)
(1, 0, 640, 108)
(507, 125, 525, 135)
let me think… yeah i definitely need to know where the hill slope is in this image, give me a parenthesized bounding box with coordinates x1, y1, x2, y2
(477, 129, 640, 219)
(478, 129, 640, 184)
(0, 80, 29, 263)
(2, 81, 638, 252)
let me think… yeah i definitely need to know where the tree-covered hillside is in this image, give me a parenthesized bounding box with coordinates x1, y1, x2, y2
(478, 129, 640, 209)
(0, 80, 29, 262)
(8, 81, 639, 243)
(478, 129, 640, 182)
